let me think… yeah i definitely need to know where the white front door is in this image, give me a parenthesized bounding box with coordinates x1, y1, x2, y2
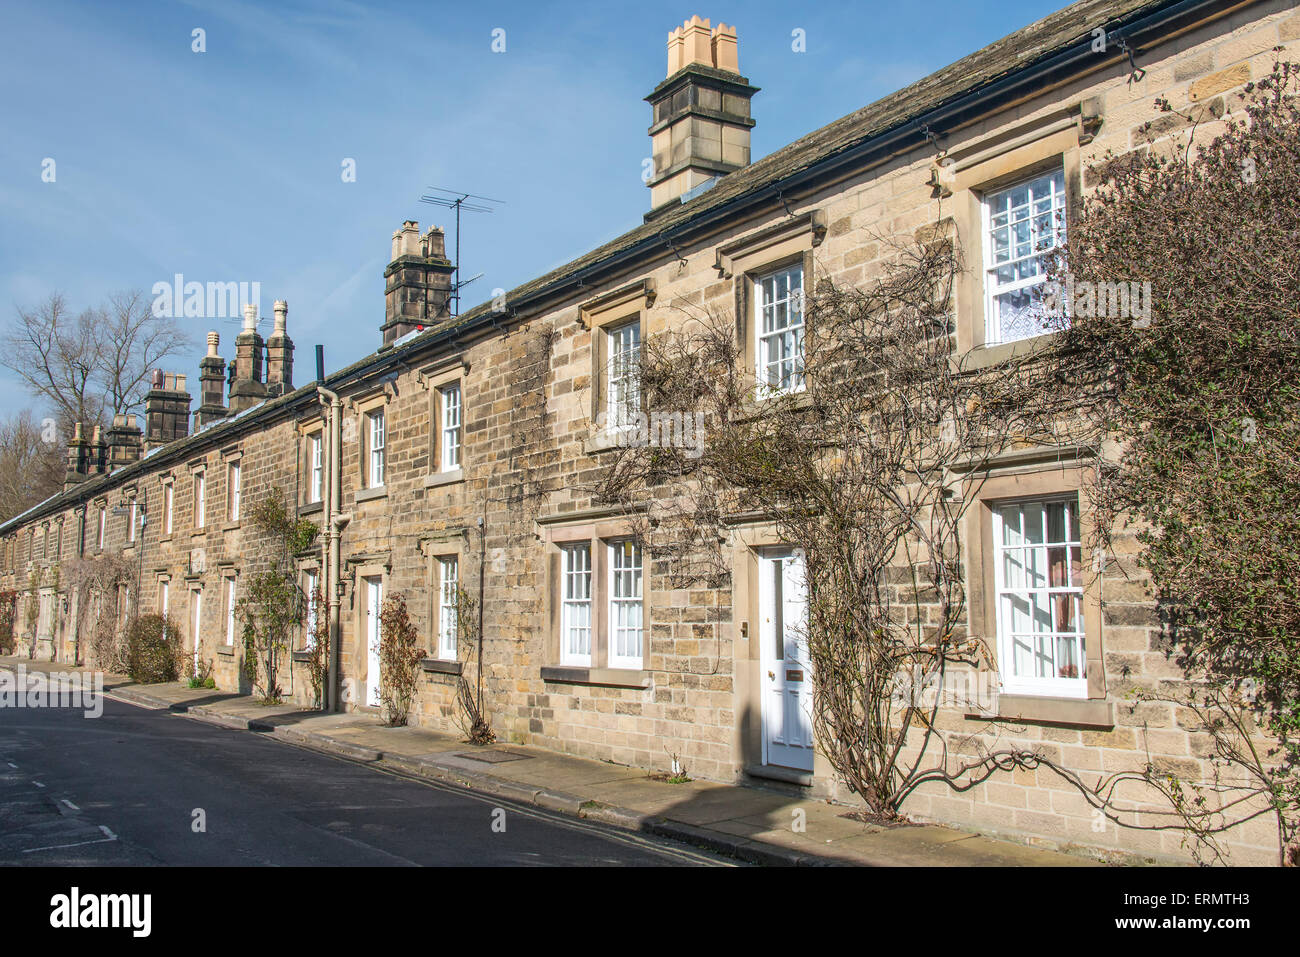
(758, 548, 815, 771)
(364, 577, 383, 708)
(190, 590, 202, 676)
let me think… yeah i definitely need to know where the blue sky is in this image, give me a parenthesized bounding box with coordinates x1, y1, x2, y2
(0, 0, 1064, 419)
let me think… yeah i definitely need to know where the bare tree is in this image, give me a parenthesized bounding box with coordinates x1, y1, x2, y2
(95, 290, 192, 418)
(2, 289, 191, 431)
(2, 294, 104, 430)
(0, 409, 64, 523)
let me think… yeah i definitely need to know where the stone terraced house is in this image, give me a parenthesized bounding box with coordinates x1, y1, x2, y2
(2, 0, 1294, 864)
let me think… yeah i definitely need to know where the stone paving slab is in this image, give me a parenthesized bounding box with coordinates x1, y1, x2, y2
(0, 657, 1104, 867)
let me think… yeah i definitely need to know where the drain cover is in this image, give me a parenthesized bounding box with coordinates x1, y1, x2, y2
(455, 749, 531, 764)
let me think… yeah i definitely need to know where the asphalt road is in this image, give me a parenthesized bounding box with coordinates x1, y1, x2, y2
(0, 685, 730, 866)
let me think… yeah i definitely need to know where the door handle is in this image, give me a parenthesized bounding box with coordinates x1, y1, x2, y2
(767, 670, 775, 680)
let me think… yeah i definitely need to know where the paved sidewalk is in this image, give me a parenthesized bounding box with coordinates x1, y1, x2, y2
(1, 656, 1103, 866)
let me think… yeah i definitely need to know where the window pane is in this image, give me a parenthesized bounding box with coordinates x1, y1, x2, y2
(757, 264, 805, 393)
(984, 169, 1067, 344)
(562, 544, 592, 662)
(609, 541, 643, 664)
(996, 498, 1085, 687)
(441, 384, 462, 470)
(607, 322, 641, 429)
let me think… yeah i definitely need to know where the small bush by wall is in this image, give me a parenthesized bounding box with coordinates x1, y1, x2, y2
(125, 614, 184, 684)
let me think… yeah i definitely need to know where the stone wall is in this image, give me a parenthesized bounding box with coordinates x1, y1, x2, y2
(1, 0, 1294, 864)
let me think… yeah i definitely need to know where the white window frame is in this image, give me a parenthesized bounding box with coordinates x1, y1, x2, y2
(981, 168, 1067, 346)
(607, 539, 644, 670)
(97, 506, 105, 549)
(303, 568, 319, 649)
(560, 544, 592, 667)
(224, 577, 237, 646)
(992, 496, 1087, 699)
(228, 461, 241, 522)
(606, 319, 642, 431)
(195, 472, 206, 529)
(163, 482, 173, 535)
(755, 263, 805, 397)
(308, 432, 323, 504)
(127, 500, 138, 544)
(191, 588, 202, 654)
(159, 579, 169, 618)
(366, 410, 386, 488)
(437, 556, 458, 659)
(440, 384, 462, 472)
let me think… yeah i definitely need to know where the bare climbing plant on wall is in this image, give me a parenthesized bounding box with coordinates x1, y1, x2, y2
(377, 592, 425, 727)
(236, 487, 318, 704)
(63, 553, 136, 670)
(593, 203, 1278, 859)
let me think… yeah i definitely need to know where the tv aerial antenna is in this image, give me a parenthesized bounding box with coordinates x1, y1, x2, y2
(419, 186, 504, 316)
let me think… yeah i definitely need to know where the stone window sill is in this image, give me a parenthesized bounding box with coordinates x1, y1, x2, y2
(216, 645, 235, 657)
(223, 521, 241, 532)
(423, 468, 464, 489)
(421, 658, 463, 676)
(355, 486, 387, 504)
(960, 331, 1062, 371)
(586, 426, 645, 454)
(964, 694, 1114, 729)
(540, 665, 650, 689)
(299, 501, 323, 516)
(291, 649, 314, 663)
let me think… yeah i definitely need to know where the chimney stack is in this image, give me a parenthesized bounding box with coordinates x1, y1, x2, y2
(266, 300, 295, 396)
(143, 370, 192, 449)
(228, 302, 268, 413)
(645, 17, 757, 215)
(87, 425, 108, 475)
(196, 331, 228, 428)
(382, 221, 455, 346)
(64, 422, 90, 491)
(106, 414, 144, 470)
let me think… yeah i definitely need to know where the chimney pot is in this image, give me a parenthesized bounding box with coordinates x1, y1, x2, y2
(206, 330, 220, 357)
(242, 302, 258, 332)
(273, 300, 288, 336)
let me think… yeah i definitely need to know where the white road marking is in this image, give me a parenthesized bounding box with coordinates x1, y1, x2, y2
(22, 834, 117, 854)
(5, 762, 16, 769)
(62, 798, 80, 811)
(33, 781, 45, 788)
(99, 825, 117, 839)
